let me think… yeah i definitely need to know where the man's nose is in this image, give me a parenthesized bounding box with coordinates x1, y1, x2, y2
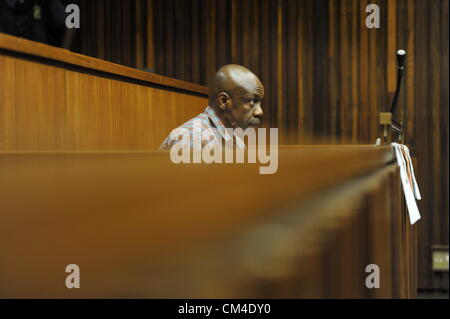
(253, 104, 263, 118)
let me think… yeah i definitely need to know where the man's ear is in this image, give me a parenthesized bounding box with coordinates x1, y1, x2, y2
(218, 92, 232, 111)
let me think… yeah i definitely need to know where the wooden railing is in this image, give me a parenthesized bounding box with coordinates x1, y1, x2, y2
(0, 33, 208, 151)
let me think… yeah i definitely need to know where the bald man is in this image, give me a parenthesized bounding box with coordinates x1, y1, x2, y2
(159, 64, 264, 150)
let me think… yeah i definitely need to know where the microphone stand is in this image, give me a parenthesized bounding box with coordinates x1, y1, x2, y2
(379, 50, 406, 144)
(390, 50, 406, 116)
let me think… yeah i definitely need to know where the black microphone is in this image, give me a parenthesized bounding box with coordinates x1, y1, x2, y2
(390, 50, 407, 115)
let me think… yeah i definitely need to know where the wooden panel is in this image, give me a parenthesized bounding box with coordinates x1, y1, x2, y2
(0, 33, 208, 95)
(0, 146, 418, 298)
(0, 34, 208, 151)
(65, 71, 206, 150)
(0, 55, 67, 151)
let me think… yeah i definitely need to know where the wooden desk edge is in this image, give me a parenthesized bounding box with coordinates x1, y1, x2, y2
(0, 33, 209, 96)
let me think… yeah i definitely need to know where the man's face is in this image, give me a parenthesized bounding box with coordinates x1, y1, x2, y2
(228, 80, 264, 130)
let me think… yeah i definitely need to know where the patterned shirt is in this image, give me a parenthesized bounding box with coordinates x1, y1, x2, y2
(159, 106, 245, 151)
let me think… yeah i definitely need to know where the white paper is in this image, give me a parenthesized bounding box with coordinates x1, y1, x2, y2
(401, 145, 422, 200)
(392, 143, 421, 225)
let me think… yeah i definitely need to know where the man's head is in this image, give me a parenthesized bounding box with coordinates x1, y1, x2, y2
(209, 64, 264, 130)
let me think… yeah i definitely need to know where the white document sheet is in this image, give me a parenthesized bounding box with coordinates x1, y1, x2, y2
(392, 143, 421, 225)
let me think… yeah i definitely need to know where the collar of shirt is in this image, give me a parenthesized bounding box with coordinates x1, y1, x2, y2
(204, 106, 246, 149)
(204, 106, 229, 140)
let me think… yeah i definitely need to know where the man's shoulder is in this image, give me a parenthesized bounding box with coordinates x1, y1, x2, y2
(178, 112, 210, 130)
(159, 110, 213, 150)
